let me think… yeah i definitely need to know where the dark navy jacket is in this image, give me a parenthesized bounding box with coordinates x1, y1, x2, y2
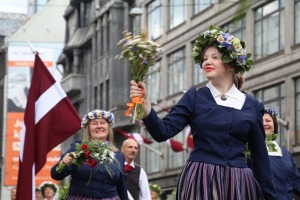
(51, 139, 128, 200)
(268, 147, 300, 199)
(143, 86, 277, 199)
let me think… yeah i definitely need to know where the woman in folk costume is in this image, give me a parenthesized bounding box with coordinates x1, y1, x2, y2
(262, 106, 300, 199)
(149, 183, 162, 200)
(129, 25, 277, 199)
(51, 110, 128, 200)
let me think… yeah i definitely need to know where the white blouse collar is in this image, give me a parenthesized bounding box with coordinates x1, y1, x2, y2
(206, 81, 246, 110)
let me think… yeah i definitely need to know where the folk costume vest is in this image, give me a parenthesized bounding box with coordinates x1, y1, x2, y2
(126, 164, 141, 200)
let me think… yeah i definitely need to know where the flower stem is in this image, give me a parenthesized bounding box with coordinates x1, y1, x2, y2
(56, 162, 67, 173)
(133, 104, 137, 123)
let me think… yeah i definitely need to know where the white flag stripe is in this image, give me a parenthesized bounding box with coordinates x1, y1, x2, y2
(35, 82, 66, 124)
(132, 133, 144, 145)
(32, 165, 36, 200)
(184, 126, 191, 139)
(19, 123, 26, 162)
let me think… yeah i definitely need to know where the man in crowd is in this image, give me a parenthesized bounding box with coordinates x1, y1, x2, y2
(10, 187, 16, 200)
(121, 139, 151, 200)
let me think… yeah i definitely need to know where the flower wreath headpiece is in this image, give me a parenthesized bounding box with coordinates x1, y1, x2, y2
(192, 25, 253, 75)
(149, 183, 163, 196)
(264, 106, 279, 119)
(81, 110, 115, 128)
(39, 181, 59, 196)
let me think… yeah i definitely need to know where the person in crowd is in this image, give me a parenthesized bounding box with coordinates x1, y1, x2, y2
(10, 187, 16, 200)
(262, 106, 300, 199)
(35, 187, 43, 200)
(129, 25, 277, 199)
(51, 109, 128, 200)
(121, 138, 151, 200)
(149, 183, 162, 200)
(40, 181, 58, 200)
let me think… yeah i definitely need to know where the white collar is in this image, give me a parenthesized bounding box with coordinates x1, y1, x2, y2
(267, 141, 282, 157)
(206, 81, 246, 110)
(206, 81, 240, 99)
(125, 161, 135, 167)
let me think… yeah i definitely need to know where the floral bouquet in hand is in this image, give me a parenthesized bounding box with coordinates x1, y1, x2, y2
(116, 31, 163, 121)
(244, 133, 279, 162)
(56, 140, 117, 178)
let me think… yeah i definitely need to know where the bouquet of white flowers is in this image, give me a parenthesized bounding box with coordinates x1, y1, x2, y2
(116, 31, 163, 121)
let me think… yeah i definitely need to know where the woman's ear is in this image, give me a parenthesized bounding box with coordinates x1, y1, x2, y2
(224, 63, 234, 71)
(227, 65, 235, 72)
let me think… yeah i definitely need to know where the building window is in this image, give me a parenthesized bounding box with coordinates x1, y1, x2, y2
(100, 18, 104, 56)
(107, 16, 110, 53)
(100, 83, 103, 109)
(148, 0, 162, 40)
(254, 0, 285, 59)
(296, 0, 300, 44)
(222, 17, 246, 41)
(167, 133, 185, 169)
(106, 79, 109, 110)
(145, 132, 161, 173)
(94, 86, 98, 108)
(193, 64, 206, 85)
(82, 1, 91, 27)
(295, 78, 300, 144)
(147, 62, 162, 103)
(255, 83, 286, 146)
(193, 0, 212, 15)
(168, 48, 185, 95)
(169, 0, 185, 29)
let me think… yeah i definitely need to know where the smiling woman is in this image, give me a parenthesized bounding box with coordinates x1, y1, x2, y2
(89, 118, 110, 141)
(129, 25, 277, 200)
(51, 109, 129, 200)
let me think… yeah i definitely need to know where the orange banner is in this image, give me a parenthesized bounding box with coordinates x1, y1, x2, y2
(8, 61, 53, 67)
(5, 112, 60, 186)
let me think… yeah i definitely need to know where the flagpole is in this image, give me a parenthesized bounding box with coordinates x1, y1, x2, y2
(26, 40, 37, 54)
(141, 143, 163, 157)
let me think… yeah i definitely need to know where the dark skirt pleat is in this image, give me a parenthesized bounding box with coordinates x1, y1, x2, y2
(177, 162, 263, 200)
(65, 194, 120, 200)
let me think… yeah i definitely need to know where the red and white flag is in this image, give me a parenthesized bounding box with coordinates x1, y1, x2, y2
(115, 128, 153, 145)
(166, 138, 184, 152)
(16, 53, 81, 200)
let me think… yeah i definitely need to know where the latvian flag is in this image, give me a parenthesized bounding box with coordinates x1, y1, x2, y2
(16, 53, 81, 200)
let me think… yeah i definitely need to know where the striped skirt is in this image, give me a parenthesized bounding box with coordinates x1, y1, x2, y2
(65, 194, 121, 200)
(177, 162, 263, 200)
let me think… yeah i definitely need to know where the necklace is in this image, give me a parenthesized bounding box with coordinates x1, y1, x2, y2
(221, 94, 227, 101)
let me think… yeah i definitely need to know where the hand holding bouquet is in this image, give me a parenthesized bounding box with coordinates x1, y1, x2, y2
(116, 31, 163, 122)
(56, 140, 117, 178)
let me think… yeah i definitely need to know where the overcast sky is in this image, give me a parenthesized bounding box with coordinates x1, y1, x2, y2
(0, 0, 28, 14)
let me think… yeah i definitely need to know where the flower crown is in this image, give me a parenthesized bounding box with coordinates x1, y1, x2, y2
(39, 181, 58, 195)
(81, 110, 115, 128)
(149, 183, 163, 196)
(264, 106, 279, 119)
(192, 25, 253, 75)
